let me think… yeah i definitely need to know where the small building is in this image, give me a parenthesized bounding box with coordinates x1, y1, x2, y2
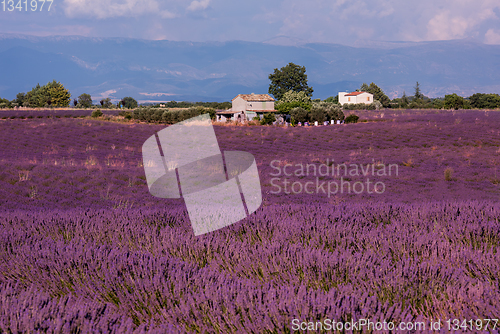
(339, 91, 373, 105)
(216, 94, 276, 122)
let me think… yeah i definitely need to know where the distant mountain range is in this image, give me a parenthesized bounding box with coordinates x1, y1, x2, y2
(0, 34, 499, 103)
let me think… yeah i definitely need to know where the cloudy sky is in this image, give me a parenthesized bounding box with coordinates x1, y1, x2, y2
(1, 0, 500, 45)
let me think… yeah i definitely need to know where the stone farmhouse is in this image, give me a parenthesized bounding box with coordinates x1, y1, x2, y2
(216, 94, 276, 122)
(338, 91, 374, 105)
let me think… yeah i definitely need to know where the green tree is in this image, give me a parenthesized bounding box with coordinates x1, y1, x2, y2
(324, 96, 339, 103)
(268, 63, 313, 101)
(309, 104, 326, 123)
(0, 97, 11, 108)
(78, 93, 93, 108)
(359, 82, 390, 107)
(401, 91, 409, 107)
(444, 93, 470, 110)
(431, 98, 444, 109)
(15, 92, 25, 106)
(414, 82, 424, 100)
(260, 113, 276, 125)
(121, 97, 138, 109)
(359, 83, 370, 92)
(311, 101, 343, 122)
(276, 90, 312, 104)
(289, 107, 309, 123)
(275, 90, 313, 114)
(100, 97, 113, 108)
(23, 81, 71, 107)
(276, 101, 312, 114)
(468, 93, 500, 109)
(23, 83, 42, 107)
(46, 80, 71, 107)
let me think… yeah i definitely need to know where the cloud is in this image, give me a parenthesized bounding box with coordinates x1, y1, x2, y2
(426, 7, 496, 40)
(4, 0, 500, 46)
(426, 11, 472, 40)
(485, 29, 500, 44)
(63, 0, 165, 19)
(160, 10, 177, 18)
(187, 0, 210, 11)
(139, 92, 176, 96)
(94, 89, 118, 99)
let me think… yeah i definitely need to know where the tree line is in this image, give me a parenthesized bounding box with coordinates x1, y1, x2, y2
(0, 80, 139, 109)
(268, 63, 500, 110)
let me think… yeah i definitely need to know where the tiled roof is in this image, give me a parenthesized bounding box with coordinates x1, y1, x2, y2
(345, 91, 368, 96)
(216, 110, 239, 114)
(232, 94, 275, 102)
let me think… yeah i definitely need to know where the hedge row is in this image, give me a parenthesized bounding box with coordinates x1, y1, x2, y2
(132, 106, 215, 124)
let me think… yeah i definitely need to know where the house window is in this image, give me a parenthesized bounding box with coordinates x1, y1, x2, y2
(367, 97, 370, 101)
(348, 97, 351, 102)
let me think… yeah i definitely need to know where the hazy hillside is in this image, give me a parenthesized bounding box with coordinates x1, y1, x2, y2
(0, 34, 499, 102)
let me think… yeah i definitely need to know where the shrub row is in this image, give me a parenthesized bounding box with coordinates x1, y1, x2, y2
(342, 100, 383, 110)
(289, 102, 345, 124)
(132, 106, 215, 124)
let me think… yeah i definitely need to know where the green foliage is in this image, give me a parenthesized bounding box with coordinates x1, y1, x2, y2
(431, 98, 445, 109)
(260, 113, 276, 125)
(401, 91, 409, 107)
(276, 101, 312, 114)
(309, 105, 326, 123)
(91, 109, 103, 118)
(133, 106, 215, 124)
(100, 97, 114, 109)
(47, 80, 71, 107)
(311, 102, 344, 122)
(15, 92, 25, 106)
(468, 93, 500, 109)
(359, 82, 390, 107)
(0, 97, 11, 108)
(444, 93, 470, 110)
(289, 107, 309, 123)
(276, 90, 312, 105)
(268, 63, 313, 101)
(324, 96, 339, 103)
(121, 97, 138, 109)
(119, 110, 133, 119)
(359, 83, 370, 93)
(345, 114, 360, 123)
(276, 91, 313, 119)
(289, 102, 344, 124)
(414, 82, 424, 100)
(78, 93, 93, 108)
(23, 80, 71, 108)
(343, 101, 381, 110)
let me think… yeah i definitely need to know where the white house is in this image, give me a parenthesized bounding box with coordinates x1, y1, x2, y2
(216, 94, 276, 122)
(339, 91, 373, 105)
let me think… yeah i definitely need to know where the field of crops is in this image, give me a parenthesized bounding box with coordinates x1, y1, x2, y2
(0, 109, 499, 332)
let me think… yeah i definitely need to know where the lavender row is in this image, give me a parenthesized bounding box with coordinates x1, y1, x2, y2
(0, 109, 123, 118)
(0, 202, 498, 332)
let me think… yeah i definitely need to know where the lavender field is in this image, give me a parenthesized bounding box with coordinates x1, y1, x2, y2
(0, 110, 499, 332)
